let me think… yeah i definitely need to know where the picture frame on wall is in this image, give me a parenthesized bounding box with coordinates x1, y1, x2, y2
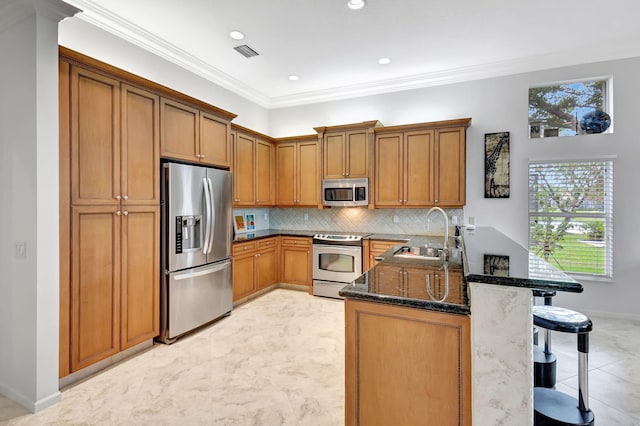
(233, 214, 246, 233)
(484, 132, 510, 198)
(484, 254, 510, 277)
(245, 212, 256, 231)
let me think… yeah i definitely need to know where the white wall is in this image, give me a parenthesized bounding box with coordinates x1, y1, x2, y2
(269, 58, 640, 320)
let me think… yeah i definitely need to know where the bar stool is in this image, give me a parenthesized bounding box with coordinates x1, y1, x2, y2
(533, 305, 594, 426)
(533, 289, 557, 388)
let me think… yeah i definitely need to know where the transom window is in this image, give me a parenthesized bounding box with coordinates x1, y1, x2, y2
(528, 160, 613, 279)
(528, 78, 610, 138)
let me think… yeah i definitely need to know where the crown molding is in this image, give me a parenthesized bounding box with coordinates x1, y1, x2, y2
(0, 0, 79, 33)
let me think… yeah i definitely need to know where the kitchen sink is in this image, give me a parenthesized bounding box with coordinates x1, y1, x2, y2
(393, 246, 443, 260)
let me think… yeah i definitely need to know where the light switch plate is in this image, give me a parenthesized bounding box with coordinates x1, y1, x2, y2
(14, 241, 26, 259)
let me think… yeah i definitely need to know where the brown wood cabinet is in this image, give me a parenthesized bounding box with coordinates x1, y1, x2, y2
(345, 299, 471, 426)
(316, 121, 380, 180)
(365, 239, 407, 271)
(374, 119, 470, 208)
(160, 98, 231, 168)
(232, 127, 275, 206)
(61, 59, 161, 375)
(231, 237, 280, 301)
(275, 136, 320, 207)
(280, 237, 312, 289)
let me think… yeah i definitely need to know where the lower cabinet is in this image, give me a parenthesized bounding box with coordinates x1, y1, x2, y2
(365, 239, 407, 271)
(70, 204, 159, 372)
(232, 237, 280, 301)
(345, 299, 471, 426)
(280, 237, 312, 290)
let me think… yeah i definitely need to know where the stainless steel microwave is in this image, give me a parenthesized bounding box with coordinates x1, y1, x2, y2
(322, 178, 368, 207)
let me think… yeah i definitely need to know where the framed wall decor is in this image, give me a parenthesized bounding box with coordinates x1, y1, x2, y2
(484, 254, 510, 277)
(245, 212, 256, 231)
(484, 132, 510, 198)
(233, 214, 246, 233)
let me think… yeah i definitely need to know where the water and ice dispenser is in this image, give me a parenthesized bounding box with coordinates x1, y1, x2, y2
(175, 215, 202, 253)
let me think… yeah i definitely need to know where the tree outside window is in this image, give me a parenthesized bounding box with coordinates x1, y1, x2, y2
(528, 79, 608, 137)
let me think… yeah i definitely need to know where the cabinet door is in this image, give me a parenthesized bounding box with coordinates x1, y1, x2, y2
(368, 240, 406, 270)
(435, 127, 466, 206)
(70, 66, 121, 206)
(233, 133, 255, 206)
(323, 133, 346, 178)
(345, 299, 471, 426)
(346, 130, 368, 178)
(404, 130, 434, 207)
(374, 133, 403, 207)
(232, 252, 256, 301)
(200, 111, 231, 168)
(121, 85, 159, 205)
(160, 98, 199, 162)
(297, 141, 320, 206)
(256, 238, 278, 290)
(281, 245, 311, 286)
(255, 138, 274, 206)
(120, 205, 160, 350)
(276, 143, 296, 206)
(71, 206, 121, 371)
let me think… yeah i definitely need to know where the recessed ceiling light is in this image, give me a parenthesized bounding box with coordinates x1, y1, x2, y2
(378, 57, 391, 65)
(347, 0, 365, 10)
(229, 31, 244, 40)
(288, 75, 300, 81)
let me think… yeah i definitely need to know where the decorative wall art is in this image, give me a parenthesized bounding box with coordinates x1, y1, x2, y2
(233, 214, 246, 233)
(245, 212, 256, 231)
(484, 132, 510, 198)
(484, 254, 510, 277)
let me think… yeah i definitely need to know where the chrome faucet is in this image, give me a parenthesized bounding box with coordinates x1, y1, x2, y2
(426, 206, 449, 259)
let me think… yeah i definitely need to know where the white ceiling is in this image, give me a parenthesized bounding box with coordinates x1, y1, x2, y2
(62, 0, 640, 108)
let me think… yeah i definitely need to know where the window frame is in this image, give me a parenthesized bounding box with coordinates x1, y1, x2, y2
(527, 158, 614, 280)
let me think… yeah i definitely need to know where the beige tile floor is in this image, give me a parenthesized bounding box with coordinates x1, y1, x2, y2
(1, 288, 639, 425)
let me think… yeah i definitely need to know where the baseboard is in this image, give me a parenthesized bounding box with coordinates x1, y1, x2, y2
(0, 382, 60, 414)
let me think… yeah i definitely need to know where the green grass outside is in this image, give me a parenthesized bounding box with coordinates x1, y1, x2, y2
(531, 232, 605, 275)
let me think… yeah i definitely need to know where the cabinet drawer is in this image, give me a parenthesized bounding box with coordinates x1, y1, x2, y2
(369, 240, 405, 254)
(232, 241, 256, 255)
(257, 237, 277, 250)
(281, 237, 311, 247)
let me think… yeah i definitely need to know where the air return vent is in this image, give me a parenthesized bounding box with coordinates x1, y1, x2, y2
(233, 44, 259, 58)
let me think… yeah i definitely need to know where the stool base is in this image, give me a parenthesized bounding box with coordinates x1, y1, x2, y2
(534, 388, 594, 426)
(534, 345, 557, 388)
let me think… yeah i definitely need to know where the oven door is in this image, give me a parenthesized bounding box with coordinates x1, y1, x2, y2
(312, 244, 362, 283)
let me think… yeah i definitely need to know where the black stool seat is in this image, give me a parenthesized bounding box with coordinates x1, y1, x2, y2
(533, 305, 593, 334)
(534, 388, 594, 425)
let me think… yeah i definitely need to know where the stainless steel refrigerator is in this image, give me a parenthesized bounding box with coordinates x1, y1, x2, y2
(159, 161, 233, 343)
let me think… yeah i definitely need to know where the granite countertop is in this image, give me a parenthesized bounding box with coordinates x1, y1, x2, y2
(233, 229, 318, 243)
(339, 226, 583, 315)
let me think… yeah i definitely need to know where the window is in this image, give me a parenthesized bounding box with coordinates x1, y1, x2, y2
(528, 78, 610, 138)
(528, 160, 613, 279)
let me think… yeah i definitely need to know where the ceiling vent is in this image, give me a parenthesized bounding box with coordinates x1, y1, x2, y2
(233, 44, 259, 58)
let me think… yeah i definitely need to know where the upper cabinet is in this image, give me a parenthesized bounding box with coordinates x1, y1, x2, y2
(232, 125, 276, 207)
(160, 98, 233, 169)
(316, 121, 381, 180)
(374, 118, 470, 208)
(275, 135, 321, 207)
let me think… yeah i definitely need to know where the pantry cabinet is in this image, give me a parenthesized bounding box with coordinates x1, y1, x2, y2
(374, 119, 470, 208)
(275, 136, 320, 207)
(232, 127, 275, 206)
(160, 98, 232, 168)
(61, 57, 161, 375)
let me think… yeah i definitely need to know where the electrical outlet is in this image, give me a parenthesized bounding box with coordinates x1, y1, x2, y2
(393, 215, 399, 223)
(14, 241, 26, 259)
(468, 216, 475, 225)
(451, 216, 458, 225)
(304, 213, 309, 221)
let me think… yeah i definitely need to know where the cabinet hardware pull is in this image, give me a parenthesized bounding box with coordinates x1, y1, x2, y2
(116, 211, 121, 216)
(123, 195, 128, 200)
(116, 195, 121, 200)
(124, 211, 128, 216)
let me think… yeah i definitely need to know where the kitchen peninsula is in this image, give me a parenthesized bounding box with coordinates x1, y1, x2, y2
(340, 227, 583, 426)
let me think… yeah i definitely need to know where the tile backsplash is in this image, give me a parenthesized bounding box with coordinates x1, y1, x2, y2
(266, 207, 464, 235)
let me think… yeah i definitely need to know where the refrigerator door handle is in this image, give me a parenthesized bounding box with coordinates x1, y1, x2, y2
(203, 177, 212, 255)
(173, 260, 232, 281)
(207, 177, 215, 254)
